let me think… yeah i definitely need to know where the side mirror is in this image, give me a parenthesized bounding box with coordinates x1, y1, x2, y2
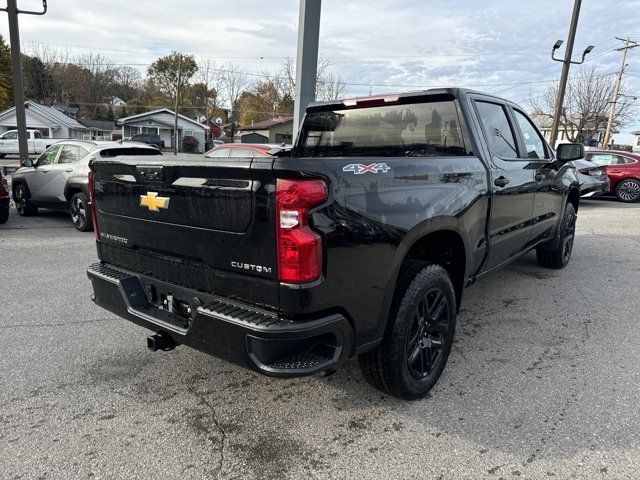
(556, 143, 584, 163)
(22, 158, 33, 168)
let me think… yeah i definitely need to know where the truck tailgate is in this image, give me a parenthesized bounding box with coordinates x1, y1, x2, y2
(91, 155, 279, 308)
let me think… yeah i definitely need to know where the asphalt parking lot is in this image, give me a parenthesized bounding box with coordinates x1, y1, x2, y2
(1, 198, 639, 480)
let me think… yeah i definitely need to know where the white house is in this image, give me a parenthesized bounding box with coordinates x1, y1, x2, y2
(531, 113, 615, 148)
(631, 131, 640, 152)
(0, 100, 87, 139)
(117, 109, 208, 152)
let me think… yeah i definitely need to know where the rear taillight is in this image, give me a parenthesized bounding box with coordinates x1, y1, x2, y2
(276, 178, 328, 284)
(88, 170, 100, 240)
(579, 168, 604, 176)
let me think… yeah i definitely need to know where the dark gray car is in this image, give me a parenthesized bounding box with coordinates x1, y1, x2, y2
(571, 158, 610, 197)
(11, 140, 160, 231)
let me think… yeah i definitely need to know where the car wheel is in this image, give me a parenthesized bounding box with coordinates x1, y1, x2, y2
(0, 153, 6, 159)
(536, 202, 576, 269)
(0, 208, 8, 224)
(70, 192, 93, 232)
(358, 261, 457, 400)
(615, 179, 640, 203)
(14, 184, 38, 217)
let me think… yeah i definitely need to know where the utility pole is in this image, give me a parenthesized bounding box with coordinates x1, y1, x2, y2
(548, 0, 593, 148)
(173, 53, 182, 156)
(293, 0, 321, 139)
(0, 0, 47, 165)
(601, 37, 639, 149)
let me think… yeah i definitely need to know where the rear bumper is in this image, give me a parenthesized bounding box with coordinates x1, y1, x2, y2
(580, 178, 610, 197)
(87, 262, 353, 377)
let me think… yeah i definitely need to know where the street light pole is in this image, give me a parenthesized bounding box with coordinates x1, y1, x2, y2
(0, 0, 47, 165)
(601, 37, 639, 149)
(548, 0, 593, 148)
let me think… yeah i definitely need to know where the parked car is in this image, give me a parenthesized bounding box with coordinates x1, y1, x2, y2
(86, 88, 582, 400)
(129, 134, 165, 150)
(11, 140, 161, 231)
(0, 170, 9, 223)
(0, 129, 59, 157)
(584, 150, 640, 202)
(570, 159, 610, 197)
(204, 143, 291, 158)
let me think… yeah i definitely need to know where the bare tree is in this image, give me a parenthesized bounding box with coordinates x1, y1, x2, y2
(280, 56, 349, 102)
(195, 58, 225, 119)
(532, 65, 637, 143)
(221, 65, 253, 136)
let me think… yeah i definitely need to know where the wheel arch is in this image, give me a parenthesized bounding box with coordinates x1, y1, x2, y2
(567, 186, 580, 213)
(371, 218, 472, 346)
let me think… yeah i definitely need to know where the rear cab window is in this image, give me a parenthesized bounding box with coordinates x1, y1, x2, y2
(296, 96, 471, 157)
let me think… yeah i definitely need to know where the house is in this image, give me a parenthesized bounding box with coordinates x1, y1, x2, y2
(117, 109, 208, 152)
(0, 100, 87, 139)
(77, 119, 116, 141)
(53, 102, 80, 119)
(631, 131, 640, 152)
(235, 116, 294, 144)
(531, 113, 614, 148)
(110, 97, 127, 109)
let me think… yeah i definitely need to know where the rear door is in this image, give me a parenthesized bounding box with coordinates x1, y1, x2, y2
(472, 99, 536, 269)
(49, 144, 90, 203)
(92, 154, 279, 307)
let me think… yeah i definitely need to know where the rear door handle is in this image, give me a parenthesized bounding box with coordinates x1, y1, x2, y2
(64, 169, 73, 172)
(535, 173, 545, 181)
(494, 176, 509, 187)
(609, 170, 622, 174)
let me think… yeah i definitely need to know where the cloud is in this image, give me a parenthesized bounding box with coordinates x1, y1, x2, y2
(2, 0, 639, 130)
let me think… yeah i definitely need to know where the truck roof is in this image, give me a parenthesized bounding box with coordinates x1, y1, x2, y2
(306, 87, 521, 112)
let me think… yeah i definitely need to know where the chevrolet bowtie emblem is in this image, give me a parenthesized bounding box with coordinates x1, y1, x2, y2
(139, 192, 170, 212)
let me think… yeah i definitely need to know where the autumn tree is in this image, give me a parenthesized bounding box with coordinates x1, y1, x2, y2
(0, 35, 12, 110)
(280, 56, 348, 102)
(221, 65, 252, 137)
(147, 52, 198, 108)
(237, 78, 294, 125)
(532, 65, 637, 143)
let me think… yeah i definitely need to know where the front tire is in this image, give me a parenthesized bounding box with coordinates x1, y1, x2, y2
(70, 192, 93, 232)
(14, 184, 38, 217)
(615, 179, 640, 203)
(359, 261, 457, 400)
(536, 202, 576, 269)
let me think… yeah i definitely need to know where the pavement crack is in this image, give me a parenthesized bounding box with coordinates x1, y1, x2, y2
(187, 385, 226, 475)
(0, 317, 118, 329)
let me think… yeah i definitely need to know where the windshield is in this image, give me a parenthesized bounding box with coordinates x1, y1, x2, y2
(297, 99, 470, 157)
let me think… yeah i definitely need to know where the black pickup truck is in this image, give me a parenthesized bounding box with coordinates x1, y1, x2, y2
(87, 88, 583, 399)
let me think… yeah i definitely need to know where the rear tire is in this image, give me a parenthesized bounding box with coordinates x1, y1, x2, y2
(70, 192, 93, 232)
(0, 153, 5, 159)
(536, 202, 576, 269)
(615, 179, 640, 203)
(14, 184, 38, 217)
(0, 209, 8, 224)
(358, 261, 457, 400)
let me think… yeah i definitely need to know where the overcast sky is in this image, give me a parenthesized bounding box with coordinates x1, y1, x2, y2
(2, 0, 640, 133)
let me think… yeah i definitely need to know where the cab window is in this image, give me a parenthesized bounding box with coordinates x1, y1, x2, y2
(514, 110, 548, 159)
(37, 145, 61, 166)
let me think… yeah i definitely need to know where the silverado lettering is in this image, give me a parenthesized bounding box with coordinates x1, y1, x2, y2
(86, 88, 582, 400)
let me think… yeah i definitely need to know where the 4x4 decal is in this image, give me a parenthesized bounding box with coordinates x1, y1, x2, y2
(342, 163, 391, 175)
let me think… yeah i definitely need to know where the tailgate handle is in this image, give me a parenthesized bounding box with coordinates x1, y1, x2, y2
(137, 165, 165, 181)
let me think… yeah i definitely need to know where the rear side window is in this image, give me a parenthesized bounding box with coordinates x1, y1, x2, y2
(205, 148, 230, 158)
(298, 99, 469, 157)
(586, 153, 626, 166)
(475, 101, 518, 159)
(228, 148, 253, 158)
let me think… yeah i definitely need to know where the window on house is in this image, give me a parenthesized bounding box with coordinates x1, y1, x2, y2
(184, 129, 194, 137)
